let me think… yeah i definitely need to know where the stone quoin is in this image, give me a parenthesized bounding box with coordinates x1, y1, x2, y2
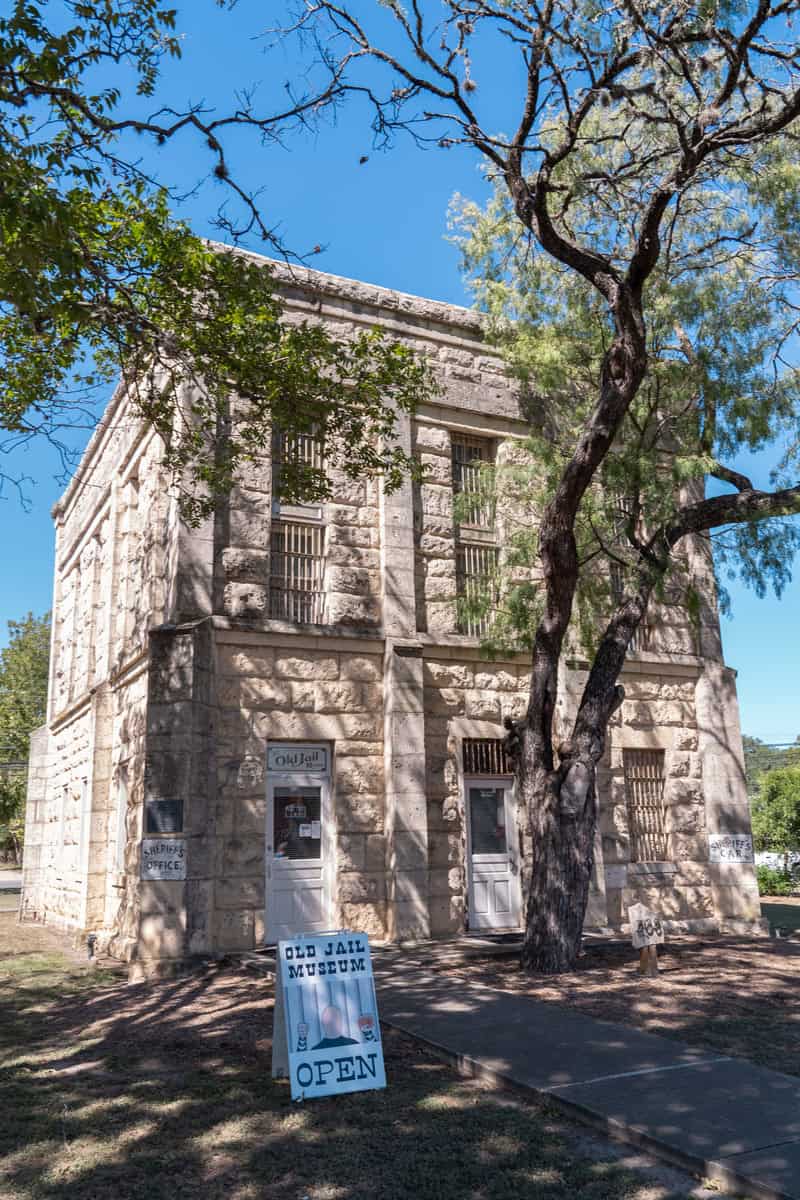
(19, 257, 764, 975)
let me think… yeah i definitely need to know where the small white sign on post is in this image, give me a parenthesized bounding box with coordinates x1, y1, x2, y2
(708, 834, 754, 864)
(140, 837, 187, 881)
(272, 931, 386, 1102)
(628, 903, 665, 950)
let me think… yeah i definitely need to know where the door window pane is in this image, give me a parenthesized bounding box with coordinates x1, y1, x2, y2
(273, 787, 322, 860)
(469, 787, 507, 855)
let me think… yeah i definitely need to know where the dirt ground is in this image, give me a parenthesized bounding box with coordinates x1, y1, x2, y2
(449, 931, 800, 1077)
(0, 914, 735, 1200)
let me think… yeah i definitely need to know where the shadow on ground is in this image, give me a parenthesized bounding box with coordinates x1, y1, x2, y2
(431, 935, 800, 1077)
(1, 927, 703, 1200)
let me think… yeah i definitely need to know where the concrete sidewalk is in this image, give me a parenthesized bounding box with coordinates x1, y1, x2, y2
(373, 951, 800, 1200)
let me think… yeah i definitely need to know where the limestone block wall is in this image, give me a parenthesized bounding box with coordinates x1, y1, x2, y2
(29, 704, 93, 929)
(423, 653, 532, 936)
(20, 726, 51, 921)
(413, 423, 457, 637)
(104, 667, 149, 960)
(211, 632, 387, 949)
(217, 472, 384, 630)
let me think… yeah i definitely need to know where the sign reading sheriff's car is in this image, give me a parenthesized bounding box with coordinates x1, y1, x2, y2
(272, 932, 386, 1101)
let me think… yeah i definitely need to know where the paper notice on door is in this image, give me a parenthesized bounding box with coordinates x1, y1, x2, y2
(299, 823, 312, 838)
(310, 820, 321, 839)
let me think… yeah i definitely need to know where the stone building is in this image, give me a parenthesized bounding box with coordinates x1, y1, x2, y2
(21, 260, 763, 974)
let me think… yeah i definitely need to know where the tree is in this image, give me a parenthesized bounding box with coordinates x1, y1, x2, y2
(255, 1, 800, 970)
(0, 612, 51, 863)
(752, 767, 800, 871)
(0, 3, 433, 517)
(743, 736, 800, 799)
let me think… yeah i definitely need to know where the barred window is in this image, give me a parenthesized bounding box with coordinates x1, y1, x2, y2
(456, 543, 498, 637)
(271, 429, 323, 506)
(452, 434, 494, 531)
(609, 562, 652, 653)
(463, 738, 513, 776)
(623, 749, 668, 861)
(452, 434, 497, 636)
(269, 520, 326, 624)
(270, 428, 326, 624)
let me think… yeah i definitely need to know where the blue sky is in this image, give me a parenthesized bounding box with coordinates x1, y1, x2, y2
(2, 2, 798, 744)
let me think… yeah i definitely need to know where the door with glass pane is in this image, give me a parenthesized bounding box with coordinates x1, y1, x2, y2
(266, 775, 331, 942)
(466, 778, 522, 930)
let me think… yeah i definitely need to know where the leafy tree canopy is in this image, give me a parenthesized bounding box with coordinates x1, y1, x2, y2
(449, 139, 800, 648)
(0, 612, 50, 842)
(0, 3, 433, 518)
(743, 735, 800, 799)
(752, 767, 800, 856)
(0, 612, 50, 764)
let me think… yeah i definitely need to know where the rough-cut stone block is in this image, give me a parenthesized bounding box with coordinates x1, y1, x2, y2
(423, 661, 473, 689)
(336, 792, 384, 833)
(228, 506, 271, 550)
(465, 691, 501, 720)
(337, 833, 366, 872)
(414, 425, 450, 455)
(339, 872, 386, 903)
(326, 566, 374, 597)
(339, 901, 388, 940)
(215, 908, 255, 950)
(336, 756, 383, 794)
(221, 548, 270, 583)
(340, 654, 382, 682)
(273, 655, 339, 681)
(217, 876, 264, 910)
(474, 670, 519, 692)
(220, 647, 274, 677)
(315, 681, 368, 713)
(711, 882, 761, 920)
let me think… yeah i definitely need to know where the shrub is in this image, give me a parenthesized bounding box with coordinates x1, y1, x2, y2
(756, 865, 794, 896)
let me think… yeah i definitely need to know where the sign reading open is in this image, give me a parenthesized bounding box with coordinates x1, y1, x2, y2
(272, 932, 386, 1101)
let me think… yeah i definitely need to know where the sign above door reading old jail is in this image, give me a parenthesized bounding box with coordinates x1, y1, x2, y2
(267, 744, 329, 774)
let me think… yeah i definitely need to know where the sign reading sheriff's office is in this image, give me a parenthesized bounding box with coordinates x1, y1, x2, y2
(272, 932, 386, 1101)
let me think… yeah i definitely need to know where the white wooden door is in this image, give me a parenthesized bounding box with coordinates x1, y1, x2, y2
(466, 778, 522, 931)
(266, 774, 331, 942)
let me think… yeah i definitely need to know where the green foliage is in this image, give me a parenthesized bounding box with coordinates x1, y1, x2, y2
(0, 613, 50, 764)
(0, 612, 51, 855)
(751, 767, 800, 856)
(448, 128, 800, 648)
(755, 865, 794, 897)
(0, 4, 434, 515)
(743, 736, 800, 799)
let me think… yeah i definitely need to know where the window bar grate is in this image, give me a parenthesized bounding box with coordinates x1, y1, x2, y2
(269, 520, 326, 624)
(463, 738, 514, 776)
(609, 562, 651, 653)
(452, 435, 494, 530)
(456, 543, 498, 637)
(272, 429, 323, 499)
(623, 749, 668, 861)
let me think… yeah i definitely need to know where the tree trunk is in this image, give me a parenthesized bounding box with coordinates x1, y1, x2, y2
(519, 733, 598, 972)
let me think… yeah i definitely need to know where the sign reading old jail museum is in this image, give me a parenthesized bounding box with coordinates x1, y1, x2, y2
(140, 837, 187, 881)
(272, 932, 386, 1101)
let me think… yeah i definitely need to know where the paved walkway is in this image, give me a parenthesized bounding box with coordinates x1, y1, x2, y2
(373, 948, 800, 1200)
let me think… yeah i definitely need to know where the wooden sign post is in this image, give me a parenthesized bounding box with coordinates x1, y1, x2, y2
(628, 903, 664, 977)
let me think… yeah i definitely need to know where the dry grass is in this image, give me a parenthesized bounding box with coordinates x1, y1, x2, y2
(447, 934, 800, 1076)
(0, 915, 726, 1200)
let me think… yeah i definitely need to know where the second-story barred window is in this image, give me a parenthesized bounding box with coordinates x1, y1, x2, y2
(452, 434, 494, 531)
(452, 434, 497, 637)
(269, 429, 326, 624)
(609, 561, 651, 653)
